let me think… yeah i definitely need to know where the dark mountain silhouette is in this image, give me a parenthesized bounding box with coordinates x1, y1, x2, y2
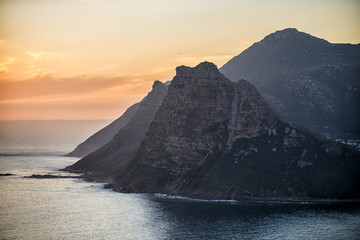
(109, 62, 360, 201)
(65, 81, 168, 180)
(220, 28, 360, 139)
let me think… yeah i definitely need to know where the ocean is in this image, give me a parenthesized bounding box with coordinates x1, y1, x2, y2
(0, 121, 359, 240)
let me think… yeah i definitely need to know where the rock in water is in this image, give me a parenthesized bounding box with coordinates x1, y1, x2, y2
(220, 28, 360, 139)
(65, 81, 168, 181)
(115, 62, 360, 201)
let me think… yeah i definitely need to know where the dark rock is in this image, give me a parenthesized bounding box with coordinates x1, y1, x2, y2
(26, 174, 81, 179)
(113, 62, 360, 201)
(103, 183, 114, 189)
(65, 81, 168, 181)
(0, 173, 15, 176)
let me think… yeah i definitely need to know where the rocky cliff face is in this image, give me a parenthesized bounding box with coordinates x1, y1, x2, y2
(219, 28, 360, 139)
(65, 81, 168, 181)
(257, 66, 360, 139)
(66, 102, 140, 157)
(114, 62, 360, 200)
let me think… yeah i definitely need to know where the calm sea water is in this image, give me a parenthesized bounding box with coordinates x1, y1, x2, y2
(1, 137, 360, 240)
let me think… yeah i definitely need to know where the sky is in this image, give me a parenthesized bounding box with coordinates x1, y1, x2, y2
(0, 0, 359, 120)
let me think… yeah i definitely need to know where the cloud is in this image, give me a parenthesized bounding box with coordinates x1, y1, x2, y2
(25, 51, 56, 77)
(0, 57, 16, 73)
(25, 68, 57, 78)
(0, 72, 159, 102)
(27, 51, 52, 62)
(0, 72, 163, 120)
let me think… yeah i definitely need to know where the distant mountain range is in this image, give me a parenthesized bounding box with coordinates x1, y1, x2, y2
(65, 28, 360, 201)
(67, 28, 359, 159)
(220, 28, 360, 139)
(66, 62, 360, 201)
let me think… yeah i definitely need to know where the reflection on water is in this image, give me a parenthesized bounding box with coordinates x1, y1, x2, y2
(0, 140, 360, 240)
(152, 198, 360, 239)
(0, 157, 170, 240)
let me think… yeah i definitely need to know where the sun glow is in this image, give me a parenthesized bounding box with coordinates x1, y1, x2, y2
(0, 0, 359, 120)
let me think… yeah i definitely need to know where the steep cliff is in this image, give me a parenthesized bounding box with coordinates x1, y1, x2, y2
(65, 81, 168, 181)
(114, 62, 360, 201)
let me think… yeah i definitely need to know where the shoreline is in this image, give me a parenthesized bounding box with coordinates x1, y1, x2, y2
(151, 193, 360, 205)
(62, 168, 360, 205)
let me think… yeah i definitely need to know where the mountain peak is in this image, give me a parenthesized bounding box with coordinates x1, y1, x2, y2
(175, 61, 222, 79)
(274, 27, 300, 34)
(152, 80, 163, 89)
(195, 61, 218, 70)
(113, 59, 360, 200)
(219, 28, 340, 85)
(262, 28, 329, 44)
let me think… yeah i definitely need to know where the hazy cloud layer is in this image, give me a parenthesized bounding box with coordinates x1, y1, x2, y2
(0, 74, 157, 101)
(0, 73, 160, 119)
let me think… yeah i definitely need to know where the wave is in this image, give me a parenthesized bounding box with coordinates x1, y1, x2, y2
(151, 193, 346, 205)
(153, 193, 238, 204)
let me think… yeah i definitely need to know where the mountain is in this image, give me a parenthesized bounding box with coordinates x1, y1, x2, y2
(65, 81, 168, 181)
(220, 28, 360, 139)
(66, 102, 140, 157)
(110, 62, 360, 201)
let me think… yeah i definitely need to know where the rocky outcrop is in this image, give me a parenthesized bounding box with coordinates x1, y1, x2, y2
(65, 81, 168, 181)
(0, 173, 15, 177)
(220, 28, 360, 139)
(113, 62, 360, 201)
(26, 174, 81, 179)
(66, 102, 140, 157)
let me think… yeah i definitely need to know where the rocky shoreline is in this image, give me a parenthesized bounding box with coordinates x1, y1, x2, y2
(152, 193, 360, 205)
(62, 169, 360, 205)
(26, 174, 82, 179)
(0, 173, 16, 177)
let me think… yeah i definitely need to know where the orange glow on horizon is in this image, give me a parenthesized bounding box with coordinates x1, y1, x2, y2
(0, 0, 359, 120)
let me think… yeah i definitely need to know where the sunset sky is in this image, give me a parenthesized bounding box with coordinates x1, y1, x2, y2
(1, 0, 359, 120)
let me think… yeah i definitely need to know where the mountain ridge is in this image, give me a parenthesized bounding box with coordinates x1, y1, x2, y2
(65, 81, 168, 180)
(220, 28, 360, 85)
(220, 28, 360, 139)
(109, 62, 360, 201)
(65, 29, 360, 201)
